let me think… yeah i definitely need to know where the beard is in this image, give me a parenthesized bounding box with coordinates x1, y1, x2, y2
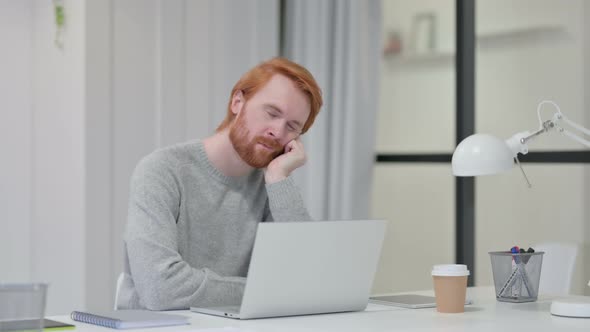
(229, 111, 283, 168)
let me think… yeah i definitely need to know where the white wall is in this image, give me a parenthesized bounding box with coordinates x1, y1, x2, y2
(585, 1, 590, 295)
(1, 0, 279, 314)
(0, 0, 34, 283)
(32, 0, 87, 313)
(0, 0, 88, 314)
(85, 0, 113, 312)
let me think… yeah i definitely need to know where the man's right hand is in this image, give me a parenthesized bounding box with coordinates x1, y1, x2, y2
(264, 138, 307, 184)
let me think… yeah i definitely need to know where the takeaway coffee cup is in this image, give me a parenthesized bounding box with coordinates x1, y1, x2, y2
(432, 264, 470, 313)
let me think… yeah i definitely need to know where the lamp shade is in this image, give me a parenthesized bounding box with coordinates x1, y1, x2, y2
(452, 134, 515, 176)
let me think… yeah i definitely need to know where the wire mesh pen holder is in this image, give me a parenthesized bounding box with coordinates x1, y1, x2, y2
(489, 251, 544, 303)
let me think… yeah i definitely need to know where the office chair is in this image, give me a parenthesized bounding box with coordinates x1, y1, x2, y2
(114, 273, 124, 310)
(534, 242, 579, 296)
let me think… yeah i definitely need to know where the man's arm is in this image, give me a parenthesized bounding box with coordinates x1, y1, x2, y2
(263, 138, 312, 221)
(124, 156, 245, 310)
(264, 177, 312, 221)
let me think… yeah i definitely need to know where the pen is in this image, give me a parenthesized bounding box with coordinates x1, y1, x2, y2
(498, 267, 519, 298)
(516, 261, 534, 297)
(498, 247, 520, 298)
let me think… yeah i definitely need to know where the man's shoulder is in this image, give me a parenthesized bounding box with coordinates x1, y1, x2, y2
(155, 139, 201, 158)
(135, 139, 201, 175)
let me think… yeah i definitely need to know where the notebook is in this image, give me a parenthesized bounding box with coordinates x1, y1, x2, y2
(191, 219, 387, 319)
(70, 310, 189, 329)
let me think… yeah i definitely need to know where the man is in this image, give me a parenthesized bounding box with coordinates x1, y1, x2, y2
(116, 57, 323, 310)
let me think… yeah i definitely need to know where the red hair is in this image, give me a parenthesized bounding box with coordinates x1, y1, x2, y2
(216, 57, 323, 134)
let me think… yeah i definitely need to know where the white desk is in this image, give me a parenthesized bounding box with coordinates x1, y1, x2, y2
(51, 287, 589, 332)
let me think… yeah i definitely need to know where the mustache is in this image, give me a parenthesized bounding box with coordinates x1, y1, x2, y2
(256, 136, 283, 152)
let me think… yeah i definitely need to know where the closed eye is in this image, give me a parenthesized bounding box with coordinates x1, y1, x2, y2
(266, 109, 280, 118)
(287, 123, 301, 132)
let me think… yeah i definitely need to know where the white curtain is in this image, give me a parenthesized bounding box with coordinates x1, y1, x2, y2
(284, 0, 382, 220)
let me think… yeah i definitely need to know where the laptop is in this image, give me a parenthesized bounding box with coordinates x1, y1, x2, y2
(191, 219, 386, 319)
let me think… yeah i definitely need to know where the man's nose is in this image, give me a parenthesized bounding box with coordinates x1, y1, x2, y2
(267, 120, 286, 139)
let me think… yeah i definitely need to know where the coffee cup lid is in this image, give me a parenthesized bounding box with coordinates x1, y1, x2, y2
(432, 264, 470, 276)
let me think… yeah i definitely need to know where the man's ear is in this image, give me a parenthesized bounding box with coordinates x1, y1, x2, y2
(231, 90, 245, 115)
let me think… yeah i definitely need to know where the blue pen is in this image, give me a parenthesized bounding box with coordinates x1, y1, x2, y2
(511, 246, 520, 263)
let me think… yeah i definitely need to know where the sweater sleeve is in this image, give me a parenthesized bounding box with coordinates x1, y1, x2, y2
(124, 155, 245, 310)
(264, 176, 313, 222)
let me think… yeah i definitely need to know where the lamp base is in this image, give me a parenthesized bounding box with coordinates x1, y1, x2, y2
(550, 297, 590, 318)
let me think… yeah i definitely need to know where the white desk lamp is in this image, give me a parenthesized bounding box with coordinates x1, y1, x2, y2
(451, 100, 590, 318)
(452, 100, 590, 186)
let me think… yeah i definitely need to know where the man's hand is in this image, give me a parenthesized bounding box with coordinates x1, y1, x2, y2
(264, 138, 307, 184)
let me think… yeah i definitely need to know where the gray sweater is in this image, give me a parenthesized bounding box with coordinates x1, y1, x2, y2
(116, 140, 311, 310)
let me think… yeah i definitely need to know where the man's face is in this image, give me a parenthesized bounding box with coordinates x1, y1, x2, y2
(229, 74, 311, 168)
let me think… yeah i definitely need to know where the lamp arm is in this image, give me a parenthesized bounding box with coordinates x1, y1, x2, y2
(507, 107, 590, 156)
(503, 103, 588, 189)
(556, 113, 590, 136)
(561, 129, 590, 148)
(521, 120, 556, 144)
(554, 113, 590, 148)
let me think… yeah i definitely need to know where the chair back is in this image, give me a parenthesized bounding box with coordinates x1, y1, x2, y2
(114, 273, 124, 310)
(534, 242, 578, 296)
